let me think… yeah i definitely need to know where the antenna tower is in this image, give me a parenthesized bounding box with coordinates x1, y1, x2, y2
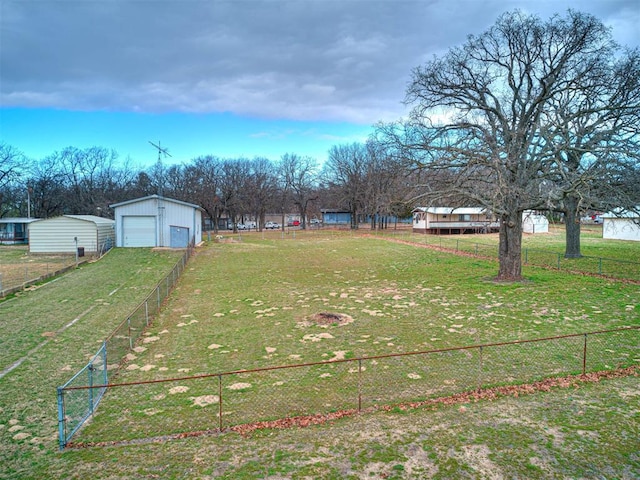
(149, 140, 172, 197)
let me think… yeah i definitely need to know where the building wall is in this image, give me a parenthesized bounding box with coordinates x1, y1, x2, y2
(603, 218, 640, 242)
(322, 211, 351, 224)
(29, 217, 106, 253)
(114, 197, 202, 247)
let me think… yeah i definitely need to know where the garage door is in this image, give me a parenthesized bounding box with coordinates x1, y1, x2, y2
(123, 216, 156, 247)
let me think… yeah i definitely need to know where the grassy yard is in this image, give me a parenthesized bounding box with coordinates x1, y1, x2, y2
(0, 248, 185, 479)
(0, 232, 638, 479)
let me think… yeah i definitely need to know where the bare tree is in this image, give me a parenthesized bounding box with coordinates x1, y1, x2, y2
(185, 156, 224, 232)
(245, 157, 278, 230)
(0, 144, 27, 217)
(220, 158, 251, 231)
(379, 10, 616, 281)
(279, 153, 318, 229)
(323, 143, 369, 229)
(362, 140, 412, 230)
(542, 48, 640, 257)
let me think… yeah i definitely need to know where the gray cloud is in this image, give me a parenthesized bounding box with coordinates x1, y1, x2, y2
(2, 0, 638, 123)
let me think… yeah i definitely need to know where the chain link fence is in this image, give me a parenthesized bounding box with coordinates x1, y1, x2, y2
(0, 256, 81, 298)
(57, 244, 194, 449)
(384, 233, 640, 282)
(59, 326, 638, 447)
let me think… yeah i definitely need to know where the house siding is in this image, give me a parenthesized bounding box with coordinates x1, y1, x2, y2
(603, 218, 640, 242)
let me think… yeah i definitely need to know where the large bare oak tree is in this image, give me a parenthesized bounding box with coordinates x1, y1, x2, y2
(378, 10, 626, 281)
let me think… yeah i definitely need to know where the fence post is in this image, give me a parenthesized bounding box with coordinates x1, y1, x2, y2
(88, 364, 95, 414)
(145, 300, 149, 326)
(478, 346, 484, 390)
(358, 359, 363, 412)
(102, 341, 108, 386)
(524, 248, 528, 264)
(557, 253, 561, 269)
(157, 285, 161, 310)
(57, 387, 66, 450)
(218, 375, 223, 431)
(582, 334, 588, 375)
(598, 258, 603, 275)
(127, 317, 133, 349)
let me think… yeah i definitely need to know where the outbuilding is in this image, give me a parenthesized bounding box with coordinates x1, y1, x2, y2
(601, 209, 640, 242)
(522, 211, 549, 234)
(321, 209, 352, 226)
(110, 195, 202, 248)
(29, 215, 115, 255)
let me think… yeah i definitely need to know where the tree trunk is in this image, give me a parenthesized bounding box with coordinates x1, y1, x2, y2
(497, 211, 523, 281)
(563, 195, 582, 258)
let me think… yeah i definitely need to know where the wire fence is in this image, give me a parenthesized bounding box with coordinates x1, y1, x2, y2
(0, 256, 82, 298)
(59, 326, 638, 448)
(57, 243, 195, 449)
(384, 233, 640, 282)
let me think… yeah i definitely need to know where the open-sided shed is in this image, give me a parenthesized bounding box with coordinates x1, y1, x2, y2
(110, 195, 202, 248)
(29, 215, 115, 254)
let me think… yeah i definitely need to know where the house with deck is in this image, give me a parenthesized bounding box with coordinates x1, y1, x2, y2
(0, 218, 39, 244)
(412, 207, 499, 234)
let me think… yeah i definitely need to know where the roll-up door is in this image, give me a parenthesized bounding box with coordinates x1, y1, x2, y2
(123, 216, 156, 247)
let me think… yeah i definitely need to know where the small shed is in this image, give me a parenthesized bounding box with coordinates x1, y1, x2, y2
(110, 195, 202, 248)
(602, 209, 640, 242)
(29, 215, 115, 254)
(522, 211, 549, 234)
(0, 217, 40, 244)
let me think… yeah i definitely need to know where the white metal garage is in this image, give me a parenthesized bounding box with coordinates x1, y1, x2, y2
(110, 195, 202, 248)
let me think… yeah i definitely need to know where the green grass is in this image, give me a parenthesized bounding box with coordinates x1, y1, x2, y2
(0, 247, 184, 479)
(0, 232, 638, 479)
(378, 224, 640, 280)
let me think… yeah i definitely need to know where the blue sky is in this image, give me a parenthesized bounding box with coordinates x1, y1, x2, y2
(1, 0, 638, 169)
(1, 108, 372, 167)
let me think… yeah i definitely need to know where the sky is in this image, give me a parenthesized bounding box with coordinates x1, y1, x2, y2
(1, 0, 639, 169)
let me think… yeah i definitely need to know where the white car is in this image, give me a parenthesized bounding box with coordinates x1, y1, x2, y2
(265, 221, 280, 229)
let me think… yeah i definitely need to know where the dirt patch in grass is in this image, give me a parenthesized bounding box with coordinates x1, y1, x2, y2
(307, 312, 354, 327)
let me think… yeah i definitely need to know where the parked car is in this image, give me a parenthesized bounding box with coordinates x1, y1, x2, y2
(265, 221, 280, 229)
(237, 221, 257, 230)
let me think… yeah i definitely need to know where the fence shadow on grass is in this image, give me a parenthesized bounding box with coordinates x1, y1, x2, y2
(59, 325, 638, 448)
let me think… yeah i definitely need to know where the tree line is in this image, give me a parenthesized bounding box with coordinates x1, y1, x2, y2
(0, 142, 414, 232)
(1, 10, 638, 281)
